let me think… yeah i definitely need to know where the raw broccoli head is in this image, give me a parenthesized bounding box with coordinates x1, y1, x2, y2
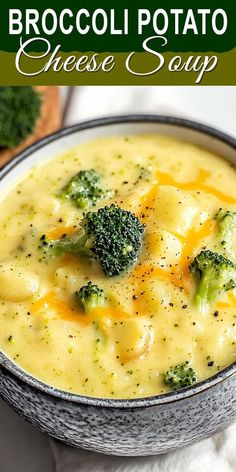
(164, 361, 197, 390)
(215, 208, 236, 254)
(75, 281, 105, 313)
(0, 87, 41, 148)
(60, 169, 112, 209)
(40, 204, 145, 277)
(189, 249, 236, 313)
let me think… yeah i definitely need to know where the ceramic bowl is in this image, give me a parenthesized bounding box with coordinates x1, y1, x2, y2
(0, 115, 236, 456)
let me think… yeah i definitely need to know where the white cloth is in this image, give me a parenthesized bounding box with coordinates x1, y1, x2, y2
(51, 423, 236, 472)
(50, 86, 236, 471)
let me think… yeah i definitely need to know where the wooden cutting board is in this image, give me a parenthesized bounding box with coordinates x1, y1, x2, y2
(0, 86, 62, 168)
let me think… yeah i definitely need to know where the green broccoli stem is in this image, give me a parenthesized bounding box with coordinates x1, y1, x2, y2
(44, 231, 91, 259)
(194, 270, 218, 314)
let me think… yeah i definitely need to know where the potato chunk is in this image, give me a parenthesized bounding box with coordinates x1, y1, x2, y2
(136, 279, 171, 314)
(0, 262, 40, 301)
(120, 182, 154, 213)
(155, 185, 200, 236)
(54, 267, 80, 295)
(107, 317, 153, 362)
(148, 230, 182, 268)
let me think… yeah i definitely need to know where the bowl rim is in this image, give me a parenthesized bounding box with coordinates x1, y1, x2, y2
(0, 113, 236, 409)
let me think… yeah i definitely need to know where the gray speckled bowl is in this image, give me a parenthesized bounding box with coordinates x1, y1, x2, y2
(0, 115, 236, 456)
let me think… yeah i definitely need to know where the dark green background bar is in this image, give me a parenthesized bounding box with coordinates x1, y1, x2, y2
(1, 0, 235, 53)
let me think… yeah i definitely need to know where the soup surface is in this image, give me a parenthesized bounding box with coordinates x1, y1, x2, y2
(0, 134, 236, 398)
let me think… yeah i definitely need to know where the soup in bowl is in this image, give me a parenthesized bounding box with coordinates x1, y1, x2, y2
(0, 115, 236, 455)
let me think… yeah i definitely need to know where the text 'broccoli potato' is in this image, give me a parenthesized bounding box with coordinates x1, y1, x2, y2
(0, 134, 236, 398)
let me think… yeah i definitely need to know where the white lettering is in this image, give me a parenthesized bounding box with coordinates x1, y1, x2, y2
(170, 9, 183, 35)
(138, 9, 151, 34)
(92, 9, 108, 35)
(126, 36, 166, 76)
(183, 10, 198, 35)
(212, 9, 228, 35)
(76, 9, 90, 35)
(59, 9, 73, 35)
(9, 9, 22, 34)
(153, 9, 168, 35)
(42, 9, 58, 35)
(26, 9, 40, 35)
(197, 9, 210, 35)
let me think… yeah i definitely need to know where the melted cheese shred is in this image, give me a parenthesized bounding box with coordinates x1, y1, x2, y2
(0, 134, 235, 399)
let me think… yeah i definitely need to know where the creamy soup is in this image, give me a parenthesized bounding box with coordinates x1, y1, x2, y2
(0, 134, 236, 398)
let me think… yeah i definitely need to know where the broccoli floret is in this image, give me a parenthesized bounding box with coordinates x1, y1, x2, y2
(40, 204, 145, 277)
(75, 281, 105, 313)
(215, 208, 236, 257)
(189, 249, 236, 313)
(0, 87, 41, 148)
(164, 361, 197, 390)
(216, 208, 236, 237)
(60, 169, 112, 209)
